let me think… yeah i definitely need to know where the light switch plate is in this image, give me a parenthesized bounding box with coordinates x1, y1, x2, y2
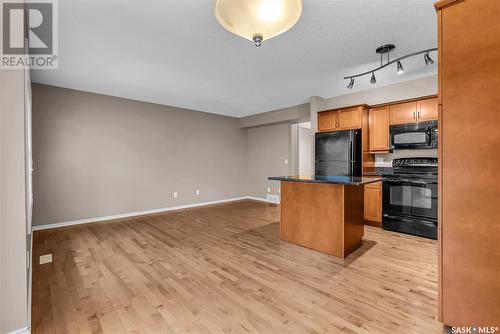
(39, 254, 52, 265)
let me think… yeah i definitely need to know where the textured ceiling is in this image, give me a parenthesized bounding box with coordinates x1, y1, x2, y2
(31, 0, 438, 117)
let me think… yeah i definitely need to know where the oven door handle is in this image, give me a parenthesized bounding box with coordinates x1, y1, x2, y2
(384, 179, 437, 185)
(405, 180, 429, 184)
(426, 127, 432, 146)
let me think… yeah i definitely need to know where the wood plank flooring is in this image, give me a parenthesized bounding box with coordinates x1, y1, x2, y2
(32, 200, 446, 334)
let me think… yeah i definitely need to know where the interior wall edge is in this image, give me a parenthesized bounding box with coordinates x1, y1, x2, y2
(238, 103, 311, 128)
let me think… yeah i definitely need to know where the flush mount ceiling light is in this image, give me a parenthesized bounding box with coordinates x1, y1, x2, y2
(345, 44, 437, 89)
(214, 0, 303, 47)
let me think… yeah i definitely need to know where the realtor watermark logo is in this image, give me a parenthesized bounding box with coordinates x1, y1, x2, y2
(1, 0, 58, 69)
(451, 326, 499, 334)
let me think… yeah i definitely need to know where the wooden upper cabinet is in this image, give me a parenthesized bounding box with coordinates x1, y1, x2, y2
(417, 97, 438, 122)
(389, 98, 437, 124)
(368, 107, 390, 152)
(318, 107, 363, 132)
(318, 111, 337, 132)
(337, 107, 362, 130)
(389, 101, 417, 125)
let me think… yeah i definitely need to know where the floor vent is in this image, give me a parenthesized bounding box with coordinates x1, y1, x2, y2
(266, 195, 280, 204)
(39, 254, 52, 265)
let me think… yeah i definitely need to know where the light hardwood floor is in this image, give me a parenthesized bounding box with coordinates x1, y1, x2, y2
(32, 200, 446, 334)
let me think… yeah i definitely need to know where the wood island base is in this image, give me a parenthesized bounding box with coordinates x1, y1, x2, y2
(279, 181, 364, 258)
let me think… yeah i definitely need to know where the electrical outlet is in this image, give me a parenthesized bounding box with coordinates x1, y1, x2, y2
(284, 159, 288, 165)
(173, 191, 178, 199)
(267, 187, 271, 193)
(196, 189, 200, 196)
(39, 254, 52, 265)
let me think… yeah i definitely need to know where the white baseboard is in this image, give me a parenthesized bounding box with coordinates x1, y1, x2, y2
(31, 196, 276, 231)
(245, 196, 268, 202)
(266, 194, 280, 204)
(6, 326, 30, 334)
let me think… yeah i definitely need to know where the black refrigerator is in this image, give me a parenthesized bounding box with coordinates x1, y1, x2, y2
(315, 130, 362, 177)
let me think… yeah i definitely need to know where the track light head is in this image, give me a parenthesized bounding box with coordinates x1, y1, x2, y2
(424, 52, 434, 66)
(347, 78, 355, 89)
(397, 61, 405, 75)
(370, 72, 376, 84)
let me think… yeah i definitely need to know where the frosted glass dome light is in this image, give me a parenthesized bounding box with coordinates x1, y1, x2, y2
(214, 0, 303, 46)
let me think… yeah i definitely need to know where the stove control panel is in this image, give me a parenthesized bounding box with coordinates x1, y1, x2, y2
(392, 157, 438, 167)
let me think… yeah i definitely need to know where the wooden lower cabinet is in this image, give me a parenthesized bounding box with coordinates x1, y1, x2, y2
(364, 182, 382, 227)
(368, 107, 390, 152)
(280, 181, 364, 258)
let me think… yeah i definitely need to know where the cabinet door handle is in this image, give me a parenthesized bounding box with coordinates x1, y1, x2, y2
(413, 111, 416, 120)
(417, 110, 420, 119)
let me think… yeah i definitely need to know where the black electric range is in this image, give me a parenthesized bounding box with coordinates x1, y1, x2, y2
(381, 157, 438, 239)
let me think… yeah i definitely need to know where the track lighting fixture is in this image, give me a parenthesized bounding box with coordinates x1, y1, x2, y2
(344, 44, 437, 88)
(396, 61, 405, 74)
(424, 52, 434, 66)
(347, 78, 354, 89)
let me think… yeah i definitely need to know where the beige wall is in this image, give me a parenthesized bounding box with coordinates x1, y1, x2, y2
(32, 84, 248, 226)
(0, 70, 29, 332)
(239, 103, 310, 128)
(246, 123, 291, 200)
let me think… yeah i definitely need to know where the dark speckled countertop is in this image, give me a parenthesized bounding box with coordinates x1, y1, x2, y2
(362, 167, 393, 177)
(268, 175, 385, 186)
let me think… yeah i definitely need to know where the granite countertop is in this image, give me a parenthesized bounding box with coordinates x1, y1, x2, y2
(268, 175, 385, 186)
(362, 167, 394, 176)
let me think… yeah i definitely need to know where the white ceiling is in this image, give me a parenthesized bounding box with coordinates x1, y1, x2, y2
(31, 0, 438, 117)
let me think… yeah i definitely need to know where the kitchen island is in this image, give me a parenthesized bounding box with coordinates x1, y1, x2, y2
(268, 175, 384, 258)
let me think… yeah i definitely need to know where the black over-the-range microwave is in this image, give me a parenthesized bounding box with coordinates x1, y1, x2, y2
(390, 120, 438, 150)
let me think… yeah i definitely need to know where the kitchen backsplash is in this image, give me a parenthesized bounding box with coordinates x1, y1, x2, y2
(375, 149, 438, 167)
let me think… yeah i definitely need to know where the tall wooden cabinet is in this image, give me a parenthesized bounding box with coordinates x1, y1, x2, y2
(368, 107, 390, 152)
(436, 0, 500, 326)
